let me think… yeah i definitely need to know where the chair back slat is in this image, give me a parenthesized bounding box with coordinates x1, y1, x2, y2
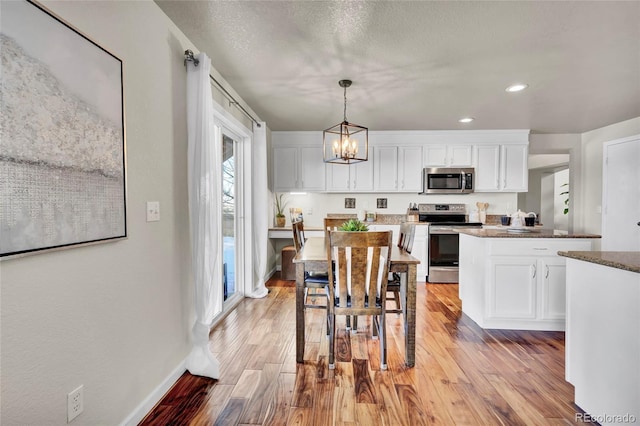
(399, 222, 416, 253)
(292, 220, 305, 252)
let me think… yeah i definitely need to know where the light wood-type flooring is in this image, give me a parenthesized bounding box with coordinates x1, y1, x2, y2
(140, 276, 593, 425)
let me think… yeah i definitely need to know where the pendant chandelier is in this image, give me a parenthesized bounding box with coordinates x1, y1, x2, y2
(323, 79, 368, 164)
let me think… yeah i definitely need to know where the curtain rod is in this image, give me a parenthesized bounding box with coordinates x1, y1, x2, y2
(184, 50, 261, 128)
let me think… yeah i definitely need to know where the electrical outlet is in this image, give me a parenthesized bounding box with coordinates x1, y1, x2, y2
(67, 385, 83, 422)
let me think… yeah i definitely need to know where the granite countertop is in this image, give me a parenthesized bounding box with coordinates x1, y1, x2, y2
(558, 251, 640, 273)
(458, 227, 601, 239)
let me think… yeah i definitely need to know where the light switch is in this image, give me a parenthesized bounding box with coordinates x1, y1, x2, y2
(146, 201, 160, 222)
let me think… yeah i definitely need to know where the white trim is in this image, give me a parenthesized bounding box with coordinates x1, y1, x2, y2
(120, 358, 187, 426)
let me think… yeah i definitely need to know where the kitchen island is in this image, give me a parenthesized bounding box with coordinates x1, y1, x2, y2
(458, 228, 600, 331)
(559, 251, 639, 426)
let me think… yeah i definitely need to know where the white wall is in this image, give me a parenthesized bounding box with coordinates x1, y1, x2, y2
(0, 1, 253, 424)
(579, 117, 640, 238)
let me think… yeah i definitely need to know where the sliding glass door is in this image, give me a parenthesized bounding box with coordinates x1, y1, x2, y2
(222, 132, 237, 303)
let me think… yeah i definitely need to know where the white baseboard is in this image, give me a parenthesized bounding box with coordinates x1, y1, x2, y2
(120, 358, 187, 426)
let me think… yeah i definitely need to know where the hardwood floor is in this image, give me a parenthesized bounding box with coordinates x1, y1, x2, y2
(139, 276, 592, 425)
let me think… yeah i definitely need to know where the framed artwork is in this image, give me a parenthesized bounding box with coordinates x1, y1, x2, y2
(0, 0, 127, 258)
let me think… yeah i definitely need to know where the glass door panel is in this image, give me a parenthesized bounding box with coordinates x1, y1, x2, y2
(222, 134, 236, 301)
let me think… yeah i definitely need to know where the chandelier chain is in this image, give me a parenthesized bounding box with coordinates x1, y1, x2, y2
(343, 85, 348, 122)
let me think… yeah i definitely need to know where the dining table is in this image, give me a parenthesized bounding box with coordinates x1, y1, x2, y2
(293, 236, 421, 367)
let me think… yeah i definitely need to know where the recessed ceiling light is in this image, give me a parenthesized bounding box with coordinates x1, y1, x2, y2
(459, 117, 474, 123)
(506, 83, 528, 93)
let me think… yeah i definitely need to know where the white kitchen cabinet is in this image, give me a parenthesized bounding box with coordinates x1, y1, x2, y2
(474, 144, 528, 192)
(272, 145, 325, 192)
(326, 157, 374, 192)
(488, 256, 537, 320)
(459, 234, 595, 330)
(424, 145, 473, 167)
(398, 146, 423, 192)
(373, 146, 398, 191)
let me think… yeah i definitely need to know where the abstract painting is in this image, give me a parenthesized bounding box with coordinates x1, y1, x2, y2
(0, 0, 126, 257)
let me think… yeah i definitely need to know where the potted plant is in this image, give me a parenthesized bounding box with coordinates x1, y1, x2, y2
(274, 193, 286, 227)
(338, 218, 369, 231)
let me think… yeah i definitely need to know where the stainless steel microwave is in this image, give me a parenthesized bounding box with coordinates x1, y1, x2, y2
(420, 167, 474, 194)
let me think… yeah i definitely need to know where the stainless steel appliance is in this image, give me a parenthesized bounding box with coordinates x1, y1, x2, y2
(418, 203, 482, 283)
(420, 167, 474, 194)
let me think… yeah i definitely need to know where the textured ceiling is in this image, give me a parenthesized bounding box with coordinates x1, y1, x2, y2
(156, 1, 640, 134)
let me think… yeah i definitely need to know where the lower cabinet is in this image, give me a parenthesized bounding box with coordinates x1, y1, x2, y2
(488, 256, 567, 322)
(459, 234, 595, 331)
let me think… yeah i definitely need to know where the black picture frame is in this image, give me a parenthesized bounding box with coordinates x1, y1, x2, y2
(0, 0, 127, 258)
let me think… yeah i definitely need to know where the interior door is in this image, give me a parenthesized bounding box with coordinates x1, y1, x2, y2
(602, 136, 640, 250)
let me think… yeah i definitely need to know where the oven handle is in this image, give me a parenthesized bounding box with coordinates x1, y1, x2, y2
(429, 229, 461, 235)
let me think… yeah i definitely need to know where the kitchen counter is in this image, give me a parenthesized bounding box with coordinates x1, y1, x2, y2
(458, 227, 601, 238)
(458, 232, 598, 331)
(558, 251, 640, 273)
(563, 251, 639, 424)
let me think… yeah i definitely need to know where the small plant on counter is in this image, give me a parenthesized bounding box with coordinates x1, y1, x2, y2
(274, 193, 287, 227)
(339, 218, 369, 231)
(274, 193, 286, 218)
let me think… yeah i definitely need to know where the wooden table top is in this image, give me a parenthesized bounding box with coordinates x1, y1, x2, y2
(293, 237, 420, 265)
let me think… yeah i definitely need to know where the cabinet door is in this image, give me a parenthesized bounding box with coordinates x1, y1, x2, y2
(326, 163, 351, 192)
(488, 257, 536, 319)
(501, 144, 528, 192)
(424, 145, 448, 167)
(474, 145, 501, 192)
(398, 146, 423, 192)
(374, 146, 398, 191)
(299, 146, 326, 191)
(449, 145, 473, 166)
(273, 146, 298, 192)
(351, 159, 374, 191)
(424, 145, 472, 167)
(539, 257, 567, 320)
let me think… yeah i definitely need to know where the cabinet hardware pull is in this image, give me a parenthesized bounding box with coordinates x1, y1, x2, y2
(532, 264, 537, 278)
(545, 265, 549, 279)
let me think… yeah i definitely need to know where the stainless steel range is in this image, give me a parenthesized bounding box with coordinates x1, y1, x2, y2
(418, 203, 482, 283)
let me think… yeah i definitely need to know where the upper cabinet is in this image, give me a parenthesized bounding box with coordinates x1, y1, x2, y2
(424, 144, 473, 167)
(373, 146, 398, 191)
(271, 130, 529, 194)
(271, 132, 326, 192)
(398, 146, 424, 192)
(326, 156, 374, 192)
(474, 144, 528, 192)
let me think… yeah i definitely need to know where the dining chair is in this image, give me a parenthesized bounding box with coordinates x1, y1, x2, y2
(292, 218, 329, 310)
(387, 222, 416, 315)
(324, 217, 357, 329)
(323, 217, 351, 239)
(326, 230, 393, 370)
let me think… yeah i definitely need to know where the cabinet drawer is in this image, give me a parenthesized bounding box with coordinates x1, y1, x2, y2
(488, 239, 593, 256)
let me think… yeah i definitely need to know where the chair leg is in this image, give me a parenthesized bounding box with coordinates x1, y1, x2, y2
(328, 313, 336, 369)
(351, 316, 358, 334)
(346, 315, 351, 331)
(379, 313, 387, 370)
(394, 291, 402, 317)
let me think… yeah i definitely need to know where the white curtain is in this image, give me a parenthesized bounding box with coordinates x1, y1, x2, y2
(185, 52, 220, 379)
(248, 121, 269, 298)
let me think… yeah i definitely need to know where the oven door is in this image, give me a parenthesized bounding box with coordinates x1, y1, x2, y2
(428, 227, 460, 283)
